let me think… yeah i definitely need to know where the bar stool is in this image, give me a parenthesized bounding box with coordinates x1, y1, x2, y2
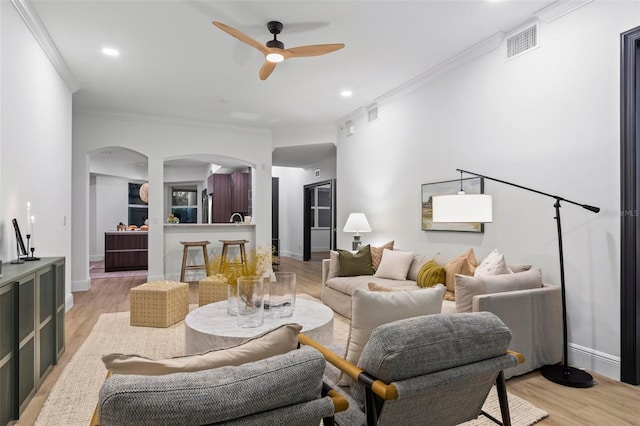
(180, 241, 211, 282)
(219, 239, 249, 274)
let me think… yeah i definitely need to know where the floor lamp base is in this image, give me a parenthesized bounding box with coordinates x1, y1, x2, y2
(541, 364, 594, 388)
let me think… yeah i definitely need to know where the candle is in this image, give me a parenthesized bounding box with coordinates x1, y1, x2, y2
(26, 202, 31, 235)
(30, 215, 35, 249)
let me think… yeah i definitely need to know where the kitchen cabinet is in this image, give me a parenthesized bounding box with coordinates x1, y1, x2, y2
(231, 172, 250, 214)
(104, 232, 148, 272)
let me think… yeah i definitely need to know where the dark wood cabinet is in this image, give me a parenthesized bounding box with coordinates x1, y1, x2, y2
(208, 172, 250, 222)
(0, 257, 65, 425)
(231, 172, 250, 213)
(104, 232, 148, 272)
(211, 174, 232, 223)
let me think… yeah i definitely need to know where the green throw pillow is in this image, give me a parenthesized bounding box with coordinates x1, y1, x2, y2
(417, 260, 446, 288)
(338, 245, 374, 277)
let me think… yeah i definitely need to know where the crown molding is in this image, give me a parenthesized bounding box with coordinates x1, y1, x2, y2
(75, 107, 272, 135)
(11, 0, 80, 92)
(335, 31, 504, 127)
(535, 0, 593, 24)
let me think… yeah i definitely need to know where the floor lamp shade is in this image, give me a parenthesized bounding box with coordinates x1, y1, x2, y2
(343, 213, 371, 250)
(432, 194, 493, 223)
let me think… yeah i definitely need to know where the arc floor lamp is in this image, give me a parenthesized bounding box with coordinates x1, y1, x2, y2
(432, 169, 600, 388)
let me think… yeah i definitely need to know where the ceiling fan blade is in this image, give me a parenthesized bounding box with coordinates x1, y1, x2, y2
(259, 61, 277, 80)
(212, 21, 268, 55)
(284, 43, 345, 58)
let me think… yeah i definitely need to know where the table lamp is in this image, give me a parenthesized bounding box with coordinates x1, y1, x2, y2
(343, 213, 371, 250)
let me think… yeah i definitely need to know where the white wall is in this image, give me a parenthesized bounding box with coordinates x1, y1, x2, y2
(335, 1, 638, 380)
(72, 111, 272, 290)
(0, 2, 73, 308)
(90, 175, 130, 260)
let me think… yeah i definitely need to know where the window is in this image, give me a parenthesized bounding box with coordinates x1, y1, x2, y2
(171, 186, 198, 224)
(128, 182, 148, 226)
(311, 185, 331, 229)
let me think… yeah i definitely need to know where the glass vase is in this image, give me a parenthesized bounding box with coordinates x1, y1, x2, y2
(227, 285, 238, 316)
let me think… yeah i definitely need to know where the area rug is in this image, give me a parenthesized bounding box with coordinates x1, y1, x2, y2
(36, 305, 547, 426)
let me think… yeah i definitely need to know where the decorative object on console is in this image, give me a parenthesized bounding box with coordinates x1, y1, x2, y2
(11, 218, 27, 264)
(422, 177, 485, 232)
(343, 212, 371, 250)
(432, 168, 600, 388)
(167, 214, 179, 224)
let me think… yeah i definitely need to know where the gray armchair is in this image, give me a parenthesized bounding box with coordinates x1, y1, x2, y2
(93, 346, 347, 426)
(300, 312, 522, 426)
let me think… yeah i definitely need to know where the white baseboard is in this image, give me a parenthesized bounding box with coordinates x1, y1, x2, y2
(569, 343, 620, 381)
(65, 294, 74, 311)
(90, 254, 104, 262)
(147, 274, 167, 282)
(281, 251, 303, 260)
(71, 279, 90, 292)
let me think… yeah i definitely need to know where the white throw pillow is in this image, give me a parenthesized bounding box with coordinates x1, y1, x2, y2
(474, 249, 512, 277)
(374, 249, 414, 280)
(102, 323, 302, 375)
(339, 285, 445, 385)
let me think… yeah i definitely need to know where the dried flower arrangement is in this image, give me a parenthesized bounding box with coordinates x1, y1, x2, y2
(207, 245, 272, 286)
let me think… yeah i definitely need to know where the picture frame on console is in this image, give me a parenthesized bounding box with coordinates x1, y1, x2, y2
(421, 177, 484, 232)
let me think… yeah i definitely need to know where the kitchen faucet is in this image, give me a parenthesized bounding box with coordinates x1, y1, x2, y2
(229, 213, 243, 223)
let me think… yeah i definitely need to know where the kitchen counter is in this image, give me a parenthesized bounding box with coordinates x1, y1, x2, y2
(163, 223, 256, 281)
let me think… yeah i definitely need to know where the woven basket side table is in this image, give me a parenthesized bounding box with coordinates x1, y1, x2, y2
(130, 280, 189, 327)
(199, 275, 229, 306)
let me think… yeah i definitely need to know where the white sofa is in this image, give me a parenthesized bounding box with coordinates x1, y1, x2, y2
(321, 254, 563, 378)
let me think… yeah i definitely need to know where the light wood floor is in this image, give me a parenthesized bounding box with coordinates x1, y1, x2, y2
(18, 256, 640, 425)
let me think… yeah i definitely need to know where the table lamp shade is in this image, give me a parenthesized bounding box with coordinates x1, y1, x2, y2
(432, 194, 493, 223)
(343, 213, 371, 234)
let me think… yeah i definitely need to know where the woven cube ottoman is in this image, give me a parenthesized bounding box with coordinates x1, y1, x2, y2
(199, 275, 229, 306)
(130, 281, 189, 327)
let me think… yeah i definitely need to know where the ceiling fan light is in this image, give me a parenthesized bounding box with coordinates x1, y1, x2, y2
(266, 52, 284, 63)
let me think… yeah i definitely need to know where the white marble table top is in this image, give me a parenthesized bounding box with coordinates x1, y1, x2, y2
(184, 298, 334, 354)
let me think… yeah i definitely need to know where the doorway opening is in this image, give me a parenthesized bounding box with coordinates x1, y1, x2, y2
(303, 180, 336, 261)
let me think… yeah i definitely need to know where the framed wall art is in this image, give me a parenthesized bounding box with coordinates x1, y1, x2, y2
(421, 177, 484, 232)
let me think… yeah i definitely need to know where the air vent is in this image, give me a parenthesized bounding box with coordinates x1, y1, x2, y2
(506, 24, 538, 59)
(367, 106, 379, 122)
(314, 169, 320, 178)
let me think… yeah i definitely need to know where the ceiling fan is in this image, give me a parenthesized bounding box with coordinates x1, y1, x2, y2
(212, 20, 345, 80)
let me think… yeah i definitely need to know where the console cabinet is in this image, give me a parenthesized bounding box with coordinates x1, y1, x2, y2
(0, 257, 65, 425)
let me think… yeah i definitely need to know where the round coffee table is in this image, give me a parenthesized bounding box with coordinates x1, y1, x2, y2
(184, 298, 334, 354)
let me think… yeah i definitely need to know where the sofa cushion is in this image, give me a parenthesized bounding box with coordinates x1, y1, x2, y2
(341, 285, 445, 384)
(416, 260, 446, 288)
(444, 249, 478, 292)
(370, 241, 394, 271)
(475, 249, 511, 276)
(338, 245, 374, 277)
(328, 250, 340, 279)
(407, 253, 431, 281)
(374, 249, 414, 280)
(367, 282, 419, 292)
(102, 323, 302, 375)
(454, 269, 543, 313)
(326, 276, 420, 297)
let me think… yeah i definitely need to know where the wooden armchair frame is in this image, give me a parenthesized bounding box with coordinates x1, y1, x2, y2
(298, 334, 525, 426)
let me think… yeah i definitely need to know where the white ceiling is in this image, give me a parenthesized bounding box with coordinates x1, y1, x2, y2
(30, 0, 559, 133)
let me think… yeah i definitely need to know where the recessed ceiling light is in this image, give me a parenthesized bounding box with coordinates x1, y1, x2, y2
(102, 47, 120, 57)
(341, 90, 353, 98)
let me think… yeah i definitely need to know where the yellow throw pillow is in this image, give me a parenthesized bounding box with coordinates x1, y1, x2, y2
(416, 260, 446, 288)
(102, 323, 302, 375)
(444, 249, 478, 293)
(370, 241, 394, 271)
